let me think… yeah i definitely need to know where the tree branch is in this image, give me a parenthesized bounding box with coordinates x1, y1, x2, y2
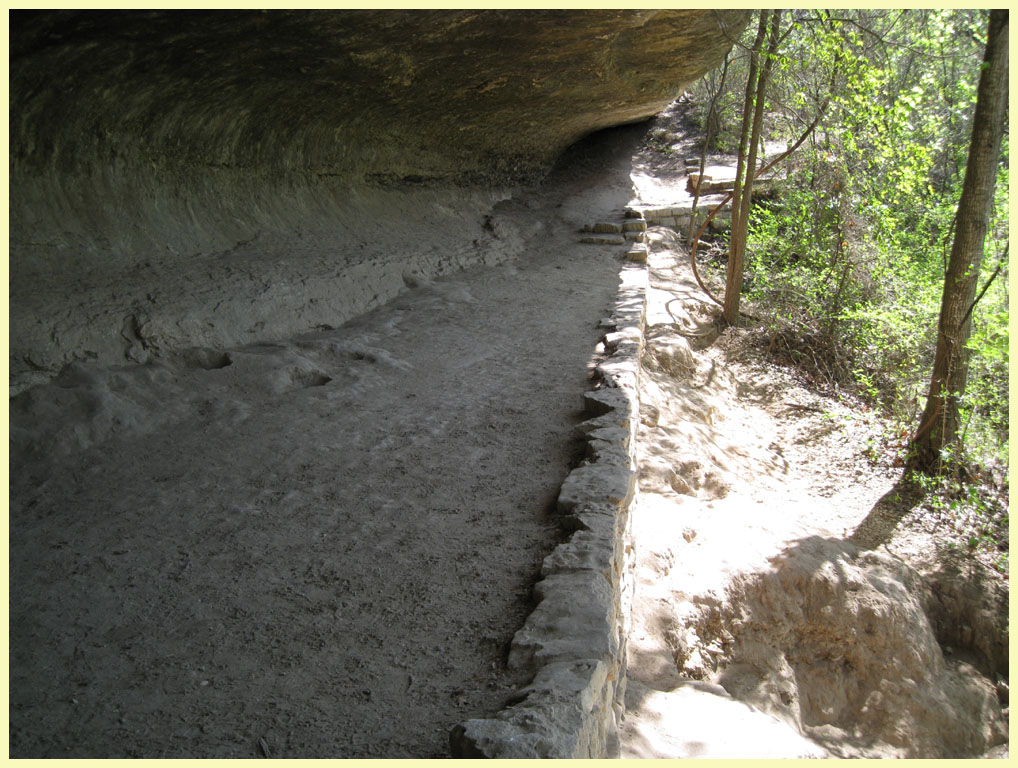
(960, 241, 1007, 327)
(688, 98, 830, 306)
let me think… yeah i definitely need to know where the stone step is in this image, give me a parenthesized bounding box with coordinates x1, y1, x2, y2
(582, 222, 623, 234)
(625, 242, 649, 263)
(689, 172, 783, 196)
(640, 203, 731, 219)
(640, 207, 732, 234)
(580, 234, 627, 246)
(688, 174, 735, 194)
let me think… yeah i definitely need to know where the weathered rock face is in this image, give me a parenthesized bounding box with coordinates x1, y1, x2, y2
(9, 9, 748, 393)
(679, 537, 1008, 758)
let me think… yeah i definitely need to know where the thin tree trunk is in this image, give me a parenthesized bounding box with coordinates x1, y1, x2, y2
(724, 10, 782, 325)
(727, 11, 769, 298)
(907, 9, 1008, 474)
(688, 101, 828, 308)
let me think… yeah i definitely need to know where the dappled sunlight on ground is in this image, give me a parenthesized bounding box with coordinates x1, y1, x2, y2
(620, 242, 1007, 757)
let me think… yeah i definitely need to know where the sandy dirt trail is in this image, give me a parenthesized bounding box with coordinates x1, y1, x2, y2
(620, 243, 886, 758)
(619, 240, 1007, 758)
(9, 125, 646, 758)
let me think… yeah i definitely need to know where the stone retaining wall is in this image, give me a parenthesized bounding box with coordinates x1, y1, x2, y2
(641, 203, 731, 234)
(449, 252, 649, 758)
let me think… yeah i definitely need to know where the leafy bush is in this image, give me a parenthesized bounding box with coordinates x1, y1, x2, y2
(712, 10, 1010, 476)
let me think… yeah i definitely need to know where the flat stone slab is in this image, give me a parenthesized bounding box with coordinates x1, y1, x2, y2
(642, 202, 730, 218)
(587, 222, 623, 234)
(626, 243, 649, 263)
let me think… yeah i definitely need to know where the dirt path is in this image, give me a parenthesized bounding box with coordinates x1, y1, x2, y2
(619, 240, 1008, 758)
(9, 125, 647, 758)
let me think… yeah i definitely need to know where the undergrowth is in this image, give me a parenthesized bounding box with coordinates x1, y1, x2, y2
(688, 230, 1010, 578)
(681, 9, 1008, 575)
(906, 470, 1010, 577)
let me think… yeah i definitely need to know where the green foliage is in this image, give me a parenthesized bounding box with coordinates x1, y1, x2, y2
(691, 10, 1008, 527)
(961, 246, 1009, 465)
(907, 469, 1010, 574)
(731, 10, 1008, 466)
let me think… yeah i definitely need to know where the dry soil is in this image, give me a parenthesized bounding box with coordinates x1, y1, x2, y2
(9, 124, 648, 758)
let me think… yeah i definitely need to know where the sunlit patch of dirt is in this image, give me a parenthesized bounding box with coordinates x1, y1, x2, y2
(620, 242, 1008, 759)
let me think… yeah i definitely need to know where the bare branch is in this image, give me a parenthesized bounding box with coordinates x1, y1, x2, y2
(960, 241, 1007, 327)
(688, 98, 830, 307)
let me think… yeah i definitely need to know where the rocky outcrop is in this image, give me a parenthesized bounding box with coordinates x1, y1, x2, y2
(679, 537, 1008, 758)
(9, 9, 748, 393)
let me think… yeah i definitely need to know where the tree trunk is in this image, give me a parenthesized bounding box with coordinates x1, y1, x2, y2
(907, 9, 1008, 474)
(724, 10, 782, 326)
(725, 11, 769, 321)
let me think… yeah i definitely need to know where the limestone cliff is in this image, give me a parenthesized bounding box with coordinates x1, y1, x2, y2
(9, 9, 749, 392)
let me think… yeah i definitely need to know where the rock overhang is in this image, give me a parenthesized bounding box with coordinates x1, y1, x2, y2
(9, 9, 750, 391)
(11, 10, 749, 182)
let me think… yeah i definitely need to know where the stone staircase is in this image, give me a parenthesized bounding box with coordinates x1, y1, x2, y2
(579, 215, 648, 246)
(579, 212, 649, 263)
(579, 151, 782, 248)
(578, 204, 727, 251)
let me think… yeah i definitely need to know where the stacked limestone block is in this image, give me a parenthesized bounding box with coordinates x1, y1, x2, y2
(450, 234, 648, 759)
(642, 203, 732, 235)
